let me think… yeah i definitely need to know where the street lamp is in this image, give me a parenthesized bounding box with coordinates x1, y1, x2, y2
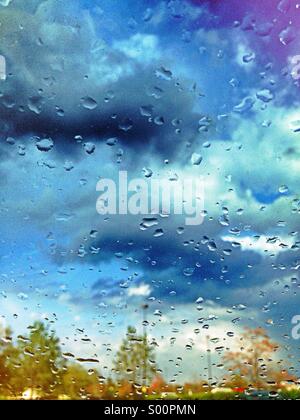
(206, 335, 213, 388)
(142, 304, 149, 390)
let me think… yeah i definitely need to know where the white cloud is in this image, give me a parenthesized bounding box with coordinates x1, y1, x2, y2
(114, 33, 160, 63)
(127, 283, 152, 297)
(222, 234, 294, 256)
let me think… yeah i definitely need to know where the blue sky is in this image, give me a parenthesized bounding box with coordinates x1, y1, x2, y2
(0, 0, 300, 382)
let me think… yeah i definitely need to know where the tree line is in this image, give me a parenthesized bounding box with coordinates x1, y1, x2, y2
(0, 322, 295, 399)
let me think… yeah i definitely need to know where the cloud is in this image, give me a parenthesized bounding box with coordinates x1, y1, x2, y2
(0, 0, 202, 160)
(1, 0, 300, 381)
(127, 283, 152, 297)
(222, 235, 295, 257)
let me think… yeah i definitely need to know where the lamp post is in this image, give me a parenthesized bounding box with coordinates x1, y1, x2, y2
(142, 304, 149, 389)
(206, 335, 213, 388)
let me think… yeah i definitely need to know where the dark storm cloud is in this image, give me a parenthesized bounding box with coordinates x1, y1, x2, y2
(56, 209, 298, 306)
(2, 0, 298, 313)
(0, 0, 201, 158)
(74, 222, 299, 308)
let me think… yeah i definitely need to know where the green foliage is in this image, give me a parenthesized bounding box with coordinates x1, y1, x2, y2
(113, 326, 157, 389)
(0, 322, 297, 401)
(147, 392, 241, 401)
(0, 326, 16, 396)
(60, 364, 99, 400)
(0, 321, 99, 399)
(15, 321, 63, 398)
(280, 389, 300, 400)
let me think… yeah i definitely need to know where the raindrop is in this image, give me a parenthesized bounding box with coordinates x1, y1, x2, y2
(76, 358, 100, 364)
(140, 105, 154, 117)
(84, 142, 96, 155)
(243, 52, 255, 63)
(17, 293, 28, 301)
(154, 116, 165, 126)
(256, 89, 274, 103)
(55, 106, 65, 117)
(208, 241, 217, 252)
(43, 160, 56, 169)
(290, 120, 300, 133)
(140, 217, 158, 230)
(36, 138, 54, 152)
(155, 66, 173, 81)
(233, 97, 255, 113)
(28, 96, 43, 114)
(191, 153, 203, 166)
(143, 168, 153, 178)
(183, 267, 195, 277)
(219, 215, 230, 226)
(154, 228, 164, 238)
(241, 14, 255, 31)
(81, 96, 98, 110)
(255, 22, 274, 37)
(106, 137, 118, 146)
(2, 96, 15, 109)
(6, 137, 15, 145)
(196, 297, 204, 304)
(119, 118, 133, 132)
(143, 8, 153, 22)
(279, 26, 296, 45)
(63, 352, 75, 359)
(278, 0, 291, 13)
(64, 161, 74, 172)
(279, 185, 289, 194)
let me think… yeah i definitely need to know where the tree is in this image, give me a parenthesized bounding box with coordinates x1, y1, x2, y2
(60, 364, 100, 400)
(16, 321, 63, 398)
(221, 374, 248, 391)
(0, 325, 18, 396)
(223, 327, 280, 389)
(113, 326, 157, 395)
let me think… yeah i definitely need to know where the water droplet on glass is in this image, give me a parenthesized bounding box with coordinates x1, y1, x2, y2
(256, 89, 274, 103)
(208, 241, 217, 252)
(119, 118, 133, 132)
(278, 0, 291, 13)
(255, 22, 274, 37)
(183, 267, 195, 277)
(279, 185, 289, 194)
(143, 168, 153, 178)
(140, 217, 158, 230)
(155, 66, 173, 81)
(106, 137, 118, 146)
(28, 96, 43, 114)
(81, 96, 98, 110)
(191, 153, 203, 166)
(279, 26, 296, 45)
(84, 142, 96, 155)
(233, 97, 255, 113)
(243, 52, 255, 63)
(36, 138, 54, 152)
(154, 116, 165, 126)
(154, 228, 164, 238)
(140, 105, 154, 117)
(64, 161, 74, 172)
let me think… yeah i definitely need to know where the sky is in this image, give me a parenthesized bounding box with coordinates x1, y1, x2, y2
(0, 0, 300, 383)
